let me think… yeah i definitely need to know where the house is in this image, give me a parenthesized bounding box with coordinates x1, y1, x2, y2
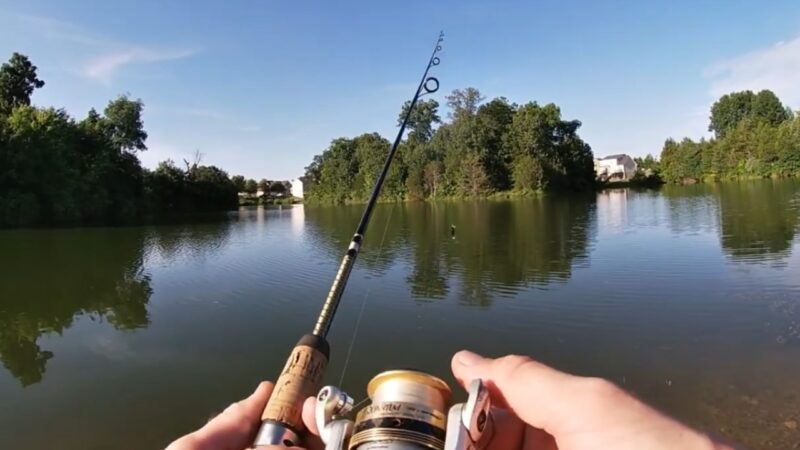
(595, 154, 637, 181)
(290, 178, 304, 198)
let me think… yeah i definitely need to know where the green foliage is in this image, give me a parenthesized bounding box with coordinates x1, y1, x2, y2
(634, 154, 660, 173)
(305, 88, 594, 202)
(0, 52, 239, 226)
(104, 95, 148, 152)
(662, 89, 799, 183)
(709, 90, 790, 138)
(512, 154, 543, 192)
(270, 180, 288, 194)
(244, 178, 258, 194)
(0, 53, 45, 114)
(231, 175, 246, 191)
(398, 99, 441, 144)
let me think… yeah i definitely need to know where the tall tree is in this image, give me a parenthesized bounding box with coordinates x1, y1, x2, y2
(270, 180, 287, 194)
(0, 53, 45, 114)
(231, 175, 246, 192)
(709, 91, 755, 138)
(474, 97, 515, 189)
(751, 90, 791, 127)
(445, 87, 484, 119)
(398, 99, 441, 144)
(709, 90, 790, 138)
(244, 179, 258, 194)
(104, 95, 147, 152)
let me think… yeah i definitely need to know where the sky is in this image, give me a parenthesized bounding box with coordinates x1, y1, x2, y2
(1, 1, 799, 180)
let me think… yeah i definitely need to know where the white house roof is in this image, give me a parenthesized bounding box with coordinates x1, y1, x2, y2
(598, 154, 629, 161)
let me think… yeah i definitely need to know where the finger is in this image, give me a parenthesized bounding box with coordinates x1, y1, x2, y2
(485, 408, 524, 450)
(451, 350, 588, 435)
(302, 396, 320, 436)
(192, 381, 274, 449)
(522, 427, 559, 450)
(299, 396, 326, 450)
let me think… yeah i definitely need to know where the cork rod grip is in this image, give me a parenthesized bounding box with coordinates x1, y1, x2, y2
(261, 343, 328, 430)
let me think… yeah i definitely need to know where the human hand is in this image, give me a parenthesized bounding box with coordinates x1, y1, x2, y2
(165, 382, 321, 450)
(451, 350, 736, 450)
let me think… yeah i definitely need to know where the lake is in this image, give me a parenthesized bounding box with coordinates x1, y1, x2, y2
(1, 179, 799, 449)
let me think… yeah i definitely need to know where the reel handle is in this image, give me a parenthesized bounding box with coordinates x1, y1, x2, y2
(253, 334, 330, 447)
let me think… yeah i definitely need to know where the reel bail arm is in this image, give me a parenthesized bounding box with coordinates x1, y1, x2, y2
(444, 379, 493, 450)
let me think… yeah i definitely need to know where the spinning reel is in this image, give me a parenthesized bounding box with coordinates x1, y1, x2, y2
(314, 370, 492, 450)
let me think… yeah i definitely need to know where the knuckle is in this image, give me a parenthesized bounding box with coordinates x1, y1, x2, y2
(494, 354, 533, 376)
(580, 376, 622, 398)
(222, 401, 240, 415)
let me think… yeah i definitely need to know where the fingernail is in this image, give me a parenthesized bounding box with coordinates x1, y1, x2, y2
(455, 350, 484, 366)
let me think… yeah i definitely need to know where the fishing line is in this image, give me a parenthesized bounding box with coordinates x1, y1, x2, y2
(338, 201, 397, 386)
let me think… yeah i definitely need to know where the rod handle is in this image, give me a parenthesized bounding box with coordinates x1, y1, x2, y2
(256, 335, 329, 445)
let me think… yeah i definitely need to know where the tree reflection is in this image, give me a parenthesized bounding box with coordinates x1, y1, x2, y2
(304, 196, 596, 305)
(0, 218, 233, 386)
(0, 229, 151, 385)
(717, 180, 800, 262)
(441, 197, 595, 305)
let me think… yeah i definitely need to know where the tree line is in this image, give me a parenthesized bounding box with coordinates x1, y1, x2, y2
(0, 53, 252, 227)
(659, 90, 800, 183)
(303, 87, 596, 202)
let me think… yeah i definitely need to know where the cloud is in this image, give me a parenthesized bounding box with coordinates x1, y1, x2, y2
(1, 10, 197, 84)
(83, 48, 196, 83)
(705, 35, 800, 107)
(6, 11, 109, 47)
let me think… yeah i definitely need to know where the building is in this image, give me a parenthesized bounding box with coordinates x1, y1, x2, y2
(290, 178, 304, 198)
(595, 154, 637, 181)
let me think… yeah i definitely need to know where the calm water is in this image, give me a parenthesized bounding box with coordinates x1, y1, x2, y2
(1, 180, 799, 449)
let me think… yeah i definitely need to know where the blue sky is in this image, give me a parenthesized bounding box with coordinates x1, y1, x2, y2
(2, 1, 799, 180)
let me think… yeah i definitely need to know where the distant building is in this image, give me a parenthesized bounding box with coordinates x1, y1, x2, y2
(595, 154, 637, 181)
(290, 178, 304, 198)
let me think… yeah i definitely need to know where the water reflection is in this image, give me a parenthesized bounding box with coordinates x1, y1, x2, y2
(662, 184, 720, 236)
(717, 180, 800, 262)
(0, 219, 235, 386)
(0, 229, 152, 386)
(305, 196, 597, 304)
(661, 180, 800, 262)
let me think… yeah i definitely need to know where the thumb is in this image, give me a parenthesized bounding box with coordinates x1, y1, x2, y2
(451, 350, 588, 435)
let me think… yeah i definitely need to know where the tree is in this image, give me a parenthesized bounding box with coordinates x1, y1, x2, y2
(474, 97, 515, 189)
(709, 90, 789, 138)
(459, 151, 490, 196)
(303, 88, 596, 201)
(353, 133, 391, 199)
(634, 154, 659, 172)
(244, 179, 258, 194)
(0, 53, 45, 114)
(257, 178, 270, 193)
(104, 95, 147, 152)
(751, 90, 791, 127)
(423, 160, 443, 197)
(446, 87, 484, 119)
(506, 102, 593, 190)
(398, 99, 441, 144)
(270, 181, 287, 194)
(231, 175, 246, 192)
(512, 154, 544, 191)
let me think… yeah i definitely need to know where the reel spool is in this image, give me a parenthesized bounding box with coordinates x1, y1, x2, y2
(315, 370, 492, 450)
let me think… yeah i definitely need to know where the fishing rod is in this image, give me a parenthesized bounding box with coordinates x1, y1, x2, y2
(253, 32, 493, 450)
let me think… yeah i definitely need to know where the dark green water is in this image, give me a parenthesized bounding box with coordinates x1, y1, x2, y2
(1, 180, 799, 449)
